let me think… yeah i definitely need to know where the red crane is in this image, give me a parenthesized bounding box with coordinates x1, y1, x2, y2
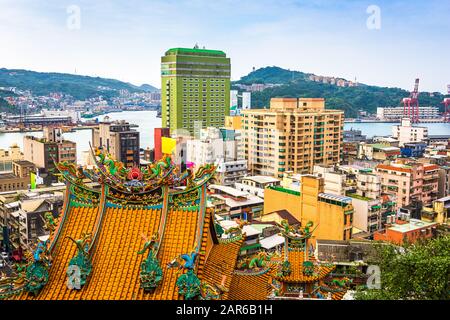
(442, 84, 450, 123)
(402, 78, 420, 123)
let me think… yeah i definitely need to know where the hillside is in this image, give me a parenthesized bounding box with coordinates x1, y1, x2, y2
(233, 67, 446, 118)
(0, 68, 157, 100)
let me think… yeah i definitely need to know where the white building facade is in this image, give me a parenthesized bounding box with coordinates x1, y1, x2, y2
(392, 118, 428, 147)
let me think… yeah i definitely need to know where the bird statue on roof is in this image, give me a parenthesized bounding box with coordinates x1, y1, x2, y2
(180, 252, 198, 270)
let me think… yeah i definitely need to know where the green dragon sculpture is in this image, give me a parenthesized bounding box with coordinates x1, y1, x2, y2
(24, 240, 51, 295)
(176, 269, 201, 300)
(239, 251, 274, 270)
(303, 261, 315, 276)
(67, 233, 93, 289)
(199, 282, 222, 300)
(279, 260, 292, 277)
(137, 233, 163, 291)
(43, 212, 58, 233)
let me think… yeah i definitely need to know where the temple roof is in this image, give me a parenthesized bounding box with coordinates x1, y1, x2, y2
(272, 250, 335, 283)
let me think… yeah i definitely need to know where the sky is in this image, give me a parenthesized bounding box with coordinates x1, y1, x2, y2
(0, 0, 449, 92)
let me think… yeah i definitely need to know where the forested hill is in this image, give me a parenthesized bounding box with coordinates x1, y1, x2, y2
(0, 68, 158, 100)
(233, 66, 446, 118)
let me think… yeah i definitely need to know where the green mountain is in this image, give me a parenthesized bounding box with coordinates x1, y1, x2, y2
(233, 67, 446, 118)
(0, 68, 156, 100)
(139, 84, 159, 92)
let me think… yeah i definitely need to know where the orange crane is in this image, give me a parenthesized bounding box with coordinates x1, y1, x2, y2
(402, 78, 420, 123)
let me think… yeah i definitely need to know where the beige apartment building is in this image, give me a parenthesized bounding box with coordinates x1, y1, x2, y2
(241, 97, 344, 178)
(92, 119, 140, 168)
(23, 127, 76, 183)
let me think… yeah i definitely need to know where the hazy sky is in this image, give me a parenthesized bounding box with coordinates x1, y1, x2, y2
(0, 0, 449, 92)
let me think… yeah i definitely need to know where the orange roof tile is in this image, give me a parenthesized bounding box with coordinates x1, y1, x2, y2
(201, 239, 243, 299)
(376, 164, 412, 173)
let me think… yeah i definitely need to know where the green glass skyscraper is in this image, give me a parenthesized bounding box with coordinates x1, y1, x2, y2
(161, 47, 231, 135)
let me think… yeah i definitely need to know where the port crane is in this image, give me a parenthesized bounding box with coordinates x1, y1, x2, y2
(402, 78, 420, 123)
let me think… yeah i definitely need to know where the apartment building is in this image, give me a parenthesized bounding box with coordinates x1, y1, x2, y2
(264, 175, 354, 243)
(208, 184, 264, 220)
(241, 97, 344, 178)
(313, 165, 348, 195)
(376, 106, 440, 121)
(392, 118, 428, 147)
(23, 127, 76, 182)
(0, 144, 23, 171)
(92, 119, 140, 168)
(375, 160, 440, 209)
(0, 160, 35, 192)
(373, 218, 437, 245)
(235, 176, 280, 198)
(161, 47, 231, 135)
(215, 160, 247, 186)
(357, 143, 401, 161)
(186, 127, 242, 166)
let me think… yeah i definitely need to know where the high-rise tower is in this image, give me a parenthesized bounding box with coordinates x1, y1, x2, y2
(161, 47, 231, 135)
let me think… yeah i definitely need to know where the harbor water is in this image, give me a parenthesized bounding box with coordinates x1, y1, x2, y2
(0, 110, 449, 163)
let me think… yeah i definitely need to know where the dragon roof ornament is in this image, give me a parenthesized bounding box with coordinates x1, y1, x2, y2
(53, 145, 217, 197)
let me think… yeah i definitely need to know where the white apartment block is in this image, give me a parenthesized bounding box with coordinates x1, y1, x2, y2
(392, 118, 428, 147)
(377, 106, 440, 121)
(356, 170, 381, 200)
(313, 165, 347, 196)
(235, 176, 280, 198)
(186, 127, 242, 166)
(215, 160, 248, 186)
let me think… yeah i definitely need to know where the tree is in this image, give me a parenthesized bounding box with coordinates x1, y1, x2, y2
(355, 236, 450, 300)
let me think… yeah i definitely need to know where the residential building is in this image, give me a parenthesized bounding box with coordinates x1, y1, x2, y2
(400, 142, 427, 158)
(437, 166, 450, 198)
(161, 47, 231, 135)
(0, 189, 64, 250)
(346, 193, 395, 236)
(376, 106, 440, 121)
(0, 144, 23, 171)
(235, 176, 280, 198)
(421, 196, 450, 225)
(354, 168, 381, 200)
(392, 118, 428, 147)
(357, 143, 400, 161)
(224, 116, 242, 130)
(376, 160, 440, 209)
(263, 175, 354, 243)
(343, 129, 366, 142)
(186, 127, 242, 167)
(0, 160, 35, 192)
(215, 160, 247, 186)
(207, 184, 264, 220)
(23, 127, 76, 182)
(313, 165, 348, 195)
(92, 118, 140, 168)
(242, 97, 344, 178)
(373, 218, 437, 245)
